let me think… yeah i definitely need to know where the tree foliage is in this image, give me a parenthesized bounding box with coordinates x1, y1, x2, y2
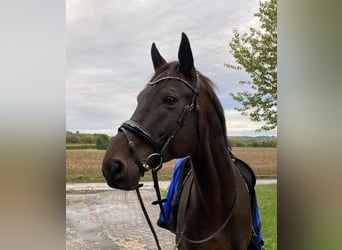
(95, 134, 111, 150)
(66, 131, 111, 150)
(226, 0, 277, 131)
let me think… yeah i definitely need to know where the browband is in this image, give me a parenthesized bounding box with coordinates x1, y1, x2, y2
(149, 74, 200, 96)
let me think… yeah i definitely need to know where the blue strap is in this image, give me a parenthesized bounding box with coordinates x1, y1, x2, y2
(158, 157, 187, 225)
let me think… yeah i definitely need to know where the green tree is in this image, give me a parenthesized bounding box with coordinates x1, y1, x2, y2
(226, 0, 277, 131)
(96, 134, 111, 150)
(80, 135, 94, 144)
(66, 134, 80, 144)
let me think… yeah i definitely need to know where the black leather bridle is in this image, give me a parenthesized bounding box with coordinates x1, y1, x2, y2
(117, 73, 200, 249)
(118, 73, 200, 177)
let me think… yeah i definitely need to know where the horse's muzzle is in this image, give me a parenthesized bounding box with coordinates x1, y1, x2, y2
(102, 157, 139, 190)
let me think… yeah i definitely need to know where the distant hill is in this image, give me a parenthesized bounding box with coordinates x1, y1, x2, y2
(228, 136, 277, 147)
(66, 131, 277, 149)
(229, 136, 277, 141)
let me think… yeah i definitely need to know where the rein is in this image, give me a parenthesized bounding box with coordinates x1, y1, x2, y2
(119, 73, 235, 249)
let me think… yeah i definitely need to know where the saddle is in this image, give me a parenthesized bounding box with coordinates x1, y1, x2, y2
(157, 153, 264, 250)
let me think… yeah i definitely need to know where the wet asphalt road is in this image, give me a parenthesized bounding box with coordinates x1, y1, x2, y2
(66, 180, 276, 250)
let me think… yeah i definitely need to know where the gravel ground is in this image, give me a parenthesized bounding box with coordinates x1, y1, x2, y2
(66, 180, 276, 250)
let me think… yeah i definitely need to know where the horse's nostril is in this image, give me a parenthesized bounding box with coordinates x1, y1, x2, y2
(107, 158, 125, 176)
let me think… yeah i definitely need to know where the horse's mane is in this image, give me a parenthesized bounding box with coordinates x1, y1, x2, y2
(197, 72, 228, 147)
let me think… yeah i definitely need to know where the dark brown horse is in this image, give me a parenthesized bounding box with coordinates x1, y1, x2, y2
(102, 33, 252, 249)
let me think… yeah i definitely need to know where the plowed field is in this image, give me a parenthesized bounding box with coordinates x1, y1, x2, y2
(67, 147, 276, 182)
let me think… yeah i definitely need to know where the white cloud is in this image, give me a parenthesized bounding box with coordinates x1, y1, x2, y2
(225, 109, 277, 136)
(66, 0, 273, 137)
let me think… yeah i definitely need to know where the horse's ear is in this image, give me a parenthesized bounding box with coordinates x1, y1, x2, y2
(178, 32, 194, 77)
(151, 42, 166, 71)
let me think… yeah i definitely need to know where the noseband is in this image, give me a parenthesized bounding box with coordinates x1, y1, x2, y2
(118, 73, 200, 176)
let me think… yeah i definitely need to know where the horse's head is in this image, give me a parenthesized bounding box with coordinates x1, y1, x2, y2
(102, 33, 201, 190)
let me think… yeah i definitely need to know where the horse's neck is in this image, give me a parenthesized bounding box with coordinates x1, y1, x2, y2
(190, 137, 236, 214)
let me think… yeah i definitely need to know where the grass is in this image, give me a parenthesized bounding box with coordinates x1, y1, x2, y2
(66, 144, 97, 150)
(66, 174, 104, 182)
(255, 184, 277, 250)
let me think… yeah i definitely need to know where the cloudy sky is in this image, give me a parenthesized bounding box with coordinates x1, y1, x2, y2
(66, 0, 277, 137)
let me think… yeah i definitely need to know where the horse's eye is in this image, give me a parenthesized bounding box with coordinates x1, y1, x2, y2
(162, 95, 178, 105)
